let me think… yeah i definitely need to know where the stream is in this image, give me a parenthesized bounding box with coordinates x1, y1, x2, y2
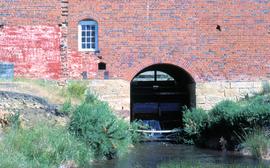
(92, 142, 270, 168)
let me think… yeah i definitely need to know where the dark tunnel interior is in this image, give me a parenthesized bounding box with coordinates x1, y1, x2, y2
(130, 64, 195, 130)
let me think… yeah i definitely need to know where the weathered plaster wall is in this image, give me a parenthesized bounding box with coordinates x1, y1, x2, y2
(0, 26, 61, 79)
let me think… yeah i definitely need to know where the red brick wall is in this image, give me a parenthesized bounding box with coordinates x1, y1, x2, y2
(68, 0, 270, 82)
(0, 0, 60, 26)
(0, 0, 61, 79)
(0, 0, 270, 82)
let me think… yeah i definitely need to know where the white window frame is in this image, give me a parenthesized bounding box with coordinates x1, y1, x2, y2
(78, 20, 98, 52)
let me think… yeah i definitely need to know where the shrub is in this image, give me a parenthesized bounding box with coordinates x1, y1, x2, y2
(183, 95, 270, 150)
(0, 124, 92, 168)
(207, 99, 269, 149)
(209, 98, 269, 147)
(69, 101, 132, 159)
(209, 100, 242, 126)
(242, 95, 270, 128)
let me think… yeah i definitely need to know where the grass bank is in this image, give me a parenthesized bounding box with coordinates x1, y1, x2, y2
(0, 123, 92, 168)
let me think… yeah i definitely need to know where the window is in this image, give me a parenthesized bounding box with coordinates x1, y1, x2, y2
(133, 71, 155, 81)
(133, 71, 174, 82)
(156, 71, 174, 81)
(78, 20, 98, 51)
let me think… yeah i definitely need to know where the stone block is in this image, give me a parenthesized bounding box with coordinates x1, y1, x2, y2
(230, 82, 254, 89)
(224, 89, 239, 97)
(196, 96, 206, 104)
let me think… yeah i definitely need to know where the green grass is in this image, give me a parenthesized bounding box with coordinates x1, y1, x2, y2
(0, 123, 92, 168)
(14, 77, 58, 87)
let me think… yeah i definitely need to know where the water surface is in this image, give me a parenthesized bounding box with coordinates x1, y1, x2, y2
(92, 142, 270, 168)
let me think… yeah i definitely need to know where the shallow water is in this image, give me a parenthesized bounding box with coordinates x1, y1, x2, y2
(92, 142, 270, 168)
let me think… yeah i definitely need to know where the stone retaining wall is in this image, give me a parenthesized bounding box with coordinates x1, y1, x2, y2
(196, 80, 270, 110)
(87, 80, 270, 112)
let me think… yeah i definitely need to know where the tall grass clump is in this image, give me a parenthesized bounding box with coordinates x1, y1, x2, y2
(241, 129, 270, 159)
(69, 92, 135, 160)
(0, 124, 92, 168)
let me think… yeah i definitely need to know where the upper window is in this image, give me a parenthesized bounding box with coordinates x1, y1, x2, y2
(78, 20, 98, 51)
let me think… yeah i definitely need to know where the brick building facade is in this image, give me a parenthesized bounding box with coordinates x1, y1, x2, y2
(0, 0, 270, 109)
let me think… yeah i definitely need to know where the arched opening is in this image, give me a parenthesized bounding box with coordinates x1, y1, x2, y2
(130, 64, 195, 130)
